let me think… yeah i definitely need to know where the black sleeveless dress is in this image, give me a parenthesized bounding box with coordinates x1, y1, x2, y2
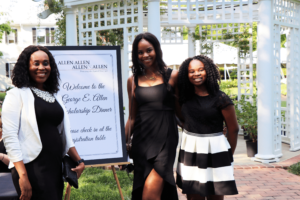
(131, 69, 179, 200)
(11, 91, 64, 200)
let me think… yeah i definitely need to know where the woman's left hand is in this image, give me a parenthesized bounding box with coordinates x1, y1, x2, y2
(71, 162, 85, 179)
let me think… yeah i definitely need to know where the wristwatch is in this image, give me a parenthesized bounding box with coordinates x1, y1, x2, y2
(77, 159, 85, 165)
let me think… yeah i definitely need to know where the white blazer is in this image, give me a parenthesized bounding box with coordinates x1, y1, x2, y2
(2, 87, 75, 169)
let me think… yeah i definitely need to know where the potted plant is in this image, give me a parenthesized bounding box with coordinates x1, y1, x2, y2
(234, 94, 258, 157)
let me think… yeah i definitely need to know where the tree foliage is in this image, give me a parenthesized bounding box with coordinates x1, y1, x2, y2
(54, 12, 67, 46)
(0, 13, 13, 57)
(44, 0, 64, 13)
(281, 34, 287, 48)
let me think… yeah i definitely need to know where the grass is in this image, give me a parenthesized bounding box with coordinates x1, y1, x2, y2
(281, 84, 287, 96)
(63, 167, 133, 200)
(282, 101, 286, 107)
(288, 162, 300, 176)
(282, 68, 287, 76)
(0, 92, 6, 102)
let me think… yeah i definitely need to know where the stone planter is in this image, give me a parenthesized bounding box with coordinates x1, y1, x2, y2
(244, 133, 250, 140)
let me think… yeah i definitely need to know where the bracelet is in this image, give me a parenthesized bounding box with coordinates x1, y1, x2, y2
(1, 154, 4, 161)
(77, 159, 85, 165)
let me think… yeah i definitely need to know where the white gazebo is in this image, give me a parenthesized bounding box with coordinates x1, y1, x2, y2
(53, 0, 300, 163)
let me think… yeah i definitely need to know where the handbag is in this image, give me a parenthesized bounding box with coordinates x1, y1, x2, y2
(0, 140, 10, 173)
(126, 76, 134, 159)
(62, 155, 78, 189)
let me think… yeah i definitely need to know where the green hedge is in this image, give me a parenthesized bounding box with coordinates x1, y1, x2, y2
(220, 79, 238, 88)
(218, 67, 237, 80)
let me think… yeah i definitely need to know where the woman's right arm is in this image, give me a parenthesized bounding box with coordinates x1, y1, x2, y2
(125, 76, 138, 141)
(13, 161, 32, 200)
(2, 89, 32, 200)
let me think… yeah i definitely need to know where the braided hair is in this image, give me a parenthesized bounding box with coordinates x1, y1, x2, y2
(131, 32, 169, 85)
(178, 55, 220, 105)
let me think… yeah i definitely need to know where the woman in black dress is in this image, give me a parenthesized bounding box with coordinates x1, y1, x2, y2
(2, 45, 85, 200)
(125, 32, 181, 200)
(176, 55, 239, 200)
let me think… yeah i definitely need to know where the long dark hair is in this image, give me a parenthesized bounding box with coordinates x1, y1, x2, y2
(131, 32, 169, 85)
(178, 55, 220, 105)
(12, 45, 60, 94)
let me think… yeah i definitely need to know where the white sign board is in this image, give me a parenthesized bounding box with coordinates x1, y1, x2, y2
(48, 46, 127, 165)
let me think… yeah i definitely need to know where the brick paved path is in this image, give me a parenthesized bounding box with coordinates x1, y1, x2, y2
(227, 168, 300, 199)
(177, 168, 300, 200)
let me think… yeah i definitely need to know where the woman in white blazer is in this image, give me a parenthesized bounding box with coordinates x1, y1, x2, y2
(2, 45, 85, 200)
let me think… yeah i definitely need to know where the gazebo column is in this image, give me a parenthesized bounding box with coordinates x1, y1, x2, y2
(254, 0, 280, 163)
(188, 27, 196, 57)
(65, 7, 78, 46)
(147, 0, 161, 41)
(121, 48, 129, 122)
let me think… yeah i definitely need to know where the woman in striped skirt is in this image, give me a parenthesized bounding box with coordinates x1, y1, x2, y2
(176, 55, 239, 200)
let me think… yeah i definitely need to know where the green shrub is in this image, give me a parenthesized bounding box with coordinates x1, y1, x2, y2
(230, 69, 238, 79)
(288, 162, 300, 175)
(234, 94, 258, 142)
(220, 79, 238, 89)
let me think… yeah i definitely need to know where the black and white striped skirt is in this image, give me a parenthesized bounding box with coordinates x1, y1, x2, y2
(176, 130, 238, 196)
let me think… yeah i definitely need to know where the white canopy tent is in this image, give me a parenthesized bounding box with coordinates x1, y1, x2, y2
(253, 48, 288, 64)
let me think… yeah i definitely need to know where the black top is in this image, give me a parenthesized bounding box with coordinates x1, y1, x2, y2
(135, 81, 175, 112)
(182, 91, 233, 134)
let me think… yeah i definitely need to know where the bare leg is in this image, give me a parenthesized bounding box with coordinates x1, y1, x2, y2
(142, 169, 164, 200)
(187, 194, 206, 200)
(207, 195, 224, 200)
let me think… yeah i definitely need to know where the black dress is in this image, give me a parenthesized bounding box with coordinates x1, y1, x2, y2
(11, 91, 64, 200)
(131, 69, 179, 200)
(176, 91, 238, 196)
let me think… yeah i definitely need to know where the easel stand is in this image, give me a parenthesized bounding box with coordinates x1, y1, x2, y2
(64, 162, 130, 200)
(64, 183, 71, 200)
(111, 165, 124, 200)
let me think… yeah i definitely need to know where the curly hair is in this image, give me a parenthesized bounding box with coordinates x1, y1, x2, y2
(178, 55, 220, 105)
(12, 45, 60, 94)
(131, 32, 169, 85)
